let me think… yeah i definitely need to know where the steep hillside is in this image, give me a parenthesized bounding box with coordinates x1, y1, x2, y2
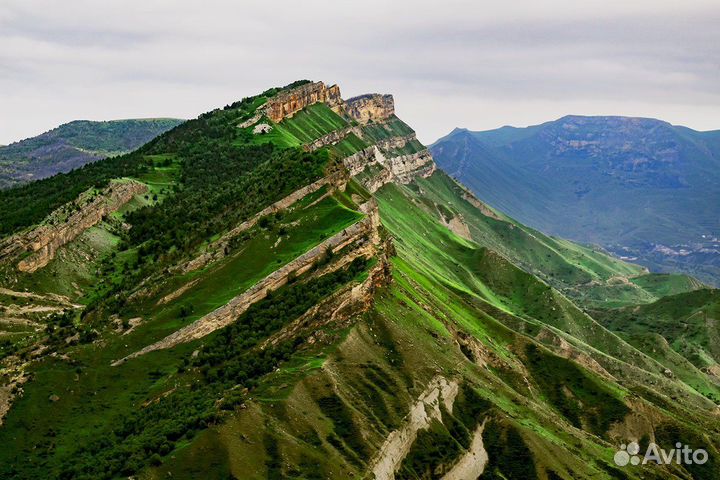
(431, 116, 720, 286)
(0, 118, 184, 189)
(0, 83, 718, 480)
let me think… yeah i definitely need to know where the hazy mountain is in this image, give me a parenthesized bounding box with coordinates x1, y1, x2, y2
(431, 116, 720, 285)
(0, 118, 184, 189)
(1, 86, 718, 479)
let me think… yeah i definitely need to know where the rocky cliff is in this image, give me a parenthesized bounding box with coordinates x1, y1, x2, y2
(343, 146, 436, 191)
(264, 81, 342, 122)
(0, 180, 147, 273)
(345, 94, 395, 124)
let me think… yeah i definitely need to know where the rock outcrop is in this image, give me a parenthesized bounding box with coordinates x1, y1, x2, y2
(376, 133, 416, 151)
(343, 146, 436, 191)
(1, 180, 147, 273)
(116, 201, 381, 364)
(303, 126, 364, 152)
(345, 94, 395, 124)
(442, 419, 489, 480)
(343, 147, 379, 176)
(237, 113, 262, 129)
(370, 376, 460, 480)
(264, 81, 342, 122)
(382, 150, 436, 183)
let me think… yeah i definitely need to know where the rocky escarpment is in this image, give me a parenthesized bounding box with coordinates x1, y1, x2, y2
(383, 150, 436, 183)
(0, 180, 147, 273)
(303, 126, 364, 152)
(264, 81, 342, 122)
(370, 376, 460, 480)
(263, 83, 394, 126)
(344, 146, 436, 191)
(116, 200, 382, 363)
(376, 133, 417, 151)
(260, 82, 436, 189)
(345, 94, 395, 124)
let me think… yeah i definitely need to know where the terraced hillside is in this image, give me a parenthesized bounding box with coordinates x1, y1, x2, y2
(0, 81, 718, 480)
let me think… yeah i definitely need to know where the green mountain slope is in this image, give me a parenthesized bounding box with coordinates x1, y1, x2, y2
(0, 118, 185, 189)
(0, 83, 718, 480)
(430, 117, 720, 286)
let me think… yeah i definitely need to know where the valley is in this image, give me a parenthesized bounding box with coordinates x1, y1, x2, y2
(431, 117, 720, 286)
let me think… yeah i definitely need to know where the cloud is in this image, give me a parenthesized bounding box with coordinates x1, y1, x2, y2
(1, 0, 718, 145)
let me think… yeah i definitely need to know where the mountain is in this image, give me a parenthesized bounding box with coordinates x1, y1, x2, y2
(430, 116, 720, 286)
(0, 83, 718, 480)
(0, 118, 185, 189)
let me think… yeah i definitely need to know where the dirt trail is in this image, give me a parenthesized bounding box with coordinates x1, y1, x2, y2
(370, 376, 459, 480)
(442, 419, 489, 480)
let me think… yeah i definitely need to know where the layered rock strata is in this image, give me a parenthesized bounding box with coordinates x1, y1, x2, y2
(345, 94, 395, 124)
(264, 81, 342, 122)
(116, 201, 380, 363)
(0, 181, 147, 273)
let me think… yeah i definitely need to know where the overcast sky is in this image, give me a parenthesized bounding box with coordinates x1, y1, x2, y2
(1, 0, 718, 145)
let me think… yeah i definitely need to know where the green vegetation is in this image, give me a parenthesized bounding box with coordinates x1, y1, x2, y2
(330, 132, 369, 157)
(525, 343, 630, 436)
(0, 83, 285, 236)
(251, 103, 350, 148)
(0, 259, 369, 480)
(126, 144, 327, 261)
(431, 117, 720, 286)
(317, 393, 368, 466)
(2, 82, 719, 480)
(594, 288, 720, 402)
(480, 419, 537, 480)
(0, 118, 184, 189)
(361, 115, 415, 142)
(0, 153, 148, 235)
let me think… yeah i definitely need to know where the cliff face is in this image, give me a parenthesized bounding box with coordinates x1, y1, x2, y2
(345, 94, 395, 124)
(2, 180, 147, 273)
(264, 81, 342, 122)
(343, 146, 436, 192)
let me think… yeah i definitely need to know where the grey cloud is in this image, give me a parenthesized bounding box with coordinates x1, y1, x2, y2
(0, 0, 718, 146)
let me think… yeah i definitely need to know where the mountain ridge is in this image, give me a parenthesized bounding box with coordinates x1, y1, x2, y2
(0, 82, 718, 479)
(431, 115, 720, 286)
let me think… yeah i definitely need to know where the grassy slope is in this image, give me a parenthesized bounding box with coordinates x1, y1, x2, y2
(2, 87, 719, 480)
(0, 83, 372, 478)
(392, 171, 700, 308)
(249, 103, 350, 148)
(0, 189, 365, 478)
(147, 172, 720, 480)
(594, 289, 720, 402)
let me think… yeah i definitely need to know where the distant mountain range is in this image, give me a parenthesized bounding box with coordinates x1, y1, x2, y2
(431, 115, 720, 285)
(0, 118, 184, 189)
